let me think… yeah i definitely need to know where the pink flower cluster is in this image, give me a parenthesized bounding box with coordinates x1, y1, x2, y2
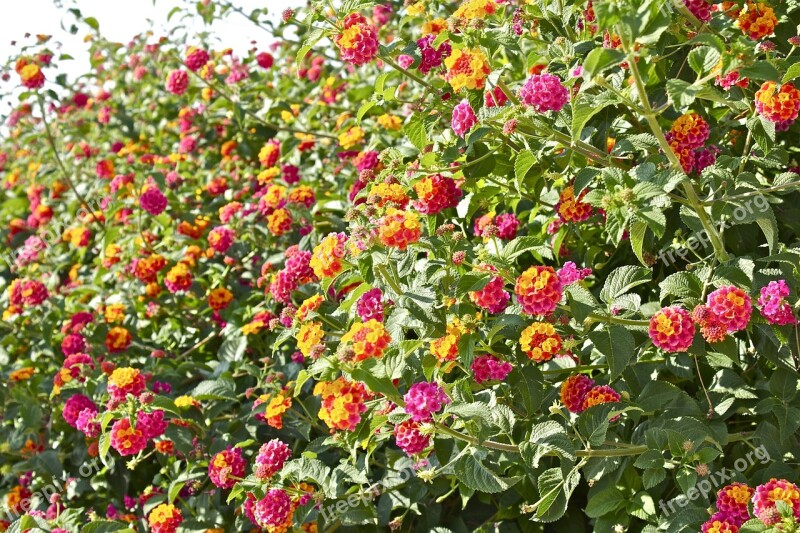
(416, 34, 451, 75)
(706, 285, 753, 332)
(451, 99, 477, 137)
(556, 262, 592, 286)
(753, 478, 800, 525)
(140, 186, 168, 216)
(471, 354, 513, 384)
(254, 439, 292, 480)
(404, 382, 449, 422)
(469, 270, 510, 314)
(519, 73, 569, 113)
(649, 306, 696, 352)
(208, 447, 247, 489)
(165, 69, 189, 95)
(393, 419, 430, 456)
(269, 248, 316, 304)
(356, 288, 385, 322)
(758, 280, 796, 325)
(254, 488, 293, 527)
(683, 0, 712, 22)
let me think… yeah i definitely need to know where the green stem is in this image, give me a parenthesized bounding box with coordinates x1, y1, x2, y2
(623, 44, 730, 263)
(380, 53, 439, 94)
(704, 180, 800, 205)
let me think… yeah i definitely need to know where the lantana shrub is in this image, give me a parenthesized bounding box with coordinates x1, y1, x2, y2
(3, 0, 800, 532)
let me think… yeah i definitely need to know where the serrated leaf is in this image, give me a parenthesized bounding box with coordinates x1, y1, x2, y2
(404, 116, 428, 151)
(191, 378, 237, 401)
(783, 62, 800, 84)
(599, 265, 651, 304)
(747, 115, 775, 154)
(688, 46, 721, 76)
(589, 325, 636, 380)
(455, 453, 515, 493)
(629, 220, 648, 266)
(515, 151, 536, 182)
(585, 486, 626, 518)
(582, 48, 625, 78)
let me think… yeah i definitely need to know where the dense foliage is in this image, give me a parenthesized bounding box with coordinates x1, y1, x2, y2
(2, 0, 800, 531)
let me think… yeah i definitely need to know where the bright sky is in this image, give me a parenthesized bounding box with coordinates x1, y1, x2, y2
(0, 0, 301, 110)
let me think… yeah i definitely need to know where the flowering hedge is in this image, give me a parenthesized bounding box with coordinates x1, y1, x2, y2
(3, 0, 800, 531)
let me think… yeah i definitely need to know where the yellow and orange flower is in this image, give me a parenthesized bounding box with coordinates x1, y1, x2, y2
(208, 287, 233, 311)
(310, 233, 347, 278)
(378, 208, 421, 250)
(341, 319, 392, 361)
(444, 48, 491, 93)
(519, 322, 562, 362)
(296, 321, 325, 356)
(314, 377, 370, 431)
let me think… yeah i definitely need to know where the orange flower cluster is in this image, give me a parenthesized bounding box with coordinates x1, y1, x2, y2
(430, 321, 464, 363)
(313, 377, 370, 432)
(263, 391, 292, 429)
(341, 319, 392, 361)
(148, 503, 183, 533)
(295, 295, 323, 322)
(105, 326, 132, 353)
(310, 233, 347, 278)
(296, 321, 325, 357)
(515, 266, 562, 316)
(371, 182, 409, 208)
(737, 2, 777, 40)
(378, 208, 421, 250)
(267, 208, 293, 237)
(454, 0, 496, 20)
(444, 48, 491, 93)
(208, 287, 233, 311)
(755, 81, 800, 124)
(519, 322, 562, 362)
(557, 185, 593, 223)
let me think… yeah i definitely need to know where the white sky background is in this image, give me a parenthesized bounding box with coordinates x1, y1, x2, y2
(0, 0, 302, 112)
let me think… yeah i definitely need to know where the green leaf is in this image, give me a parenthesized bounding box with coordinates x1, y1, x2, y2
(501, 236, 550, 261)
(535, 467, 580, 522)
(455, 452, 516, 493)
(509, 365, 545, 415)
(783, 62, 800, 84)
(351, 359, 403, 403)
(218, 331, 247, 362)
(191, 378, 237, 401)
(445, 401, 493, 425)
(659, 272, 703, 302)
(404, 116, 429, 151)
(747, 115, 775, 154)
(688, 46, 721, 76)
(589, 325, 636, 380)
(356, 100, 376, 122)
(738, 519, 769, 533)
(666, 79, 699, 110)
(599, 265, 651, 304)
(572, 91, 618, 140)
(585, 486, 626, 518)
(629, 220, 648, 266)
(582, 48, 625, 78)
(455, 271, 493, 296)
(294, 369, 312, 397)
(769, 371, 798, 401)
(514, 151, 536, 182)
(81, 521, 134, 533)
(565, 285, 601, 324)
